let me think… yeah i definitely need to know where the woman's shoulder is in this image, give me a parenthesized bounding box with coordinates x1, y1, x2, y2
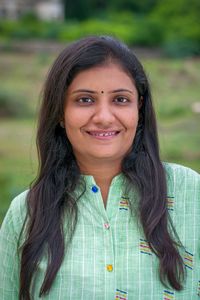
(163, 162, 200, 194)
(9, 189, 29, 215)
(163, 162, 200, 178)
(1, 190, 29, 237)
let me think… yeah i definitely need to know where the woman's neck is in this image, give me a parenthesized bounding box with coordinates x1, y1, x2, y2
(76, 157, 122, 207)
(78, 158, 121, 182)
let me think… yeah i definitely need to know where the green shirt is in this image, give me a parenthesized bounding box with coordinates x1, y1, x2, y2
(0, 163, 200, 299)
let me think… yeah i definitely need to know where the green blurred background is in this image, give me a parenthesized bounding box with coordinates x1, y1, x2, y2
(0, 0, 200, 223)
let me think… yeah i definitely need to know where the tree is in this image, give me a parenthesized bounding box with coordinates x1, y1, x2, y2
(63, 0, 92, 20)
(107, 0, 159, 14)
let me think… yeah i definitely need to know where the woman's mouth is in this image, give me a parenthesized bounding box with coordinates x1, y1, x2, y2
(86, 130, 120, 139)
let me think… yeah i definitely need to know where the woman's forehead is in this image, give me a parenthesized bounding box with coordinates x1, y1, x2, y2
(67, 63, 137, 92)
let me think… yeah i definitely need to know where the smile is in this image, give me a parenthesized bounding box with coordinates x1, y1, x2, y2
(86, 130, 120, 139)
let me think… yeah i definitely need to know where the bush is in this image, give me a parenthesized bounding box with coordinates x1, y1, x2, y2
(0, 19, 61, 40)
(0, 15, 158, 46)
(151, 0, 200, 56)
(163, 39, 200, 58)
(132, 17, 163, 46)
(58, 18, 138, 45)
(0, 7, 199, 57)
(0, 89, 33, 118)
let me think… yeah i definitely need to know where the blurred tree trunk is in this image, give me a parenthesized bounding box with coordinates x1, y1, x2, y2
(63, 0, 92, 20)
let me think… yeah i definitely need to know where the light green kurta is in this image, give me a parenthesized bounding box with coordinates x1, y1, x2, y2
(0, 163, 200, 299)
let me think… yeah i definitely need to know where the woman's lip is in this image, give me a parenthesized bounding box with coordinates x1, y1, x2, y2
(86, 130, 120, 139)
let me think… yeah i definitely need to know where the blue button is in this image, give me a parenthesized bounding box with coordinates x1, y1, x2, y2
(91, 186, 98, 193)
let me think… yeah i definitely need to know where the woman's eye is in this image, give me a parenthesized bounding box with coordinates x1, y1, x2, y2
(78, 97, 94, 104)
(114, 97, 129, 104)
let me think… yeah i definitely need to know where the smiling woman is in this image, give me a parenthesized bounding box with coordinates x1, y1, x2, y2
(0, 36, 200, 300)
(64, 64, 140, 204)
(64, 64, 140, 194)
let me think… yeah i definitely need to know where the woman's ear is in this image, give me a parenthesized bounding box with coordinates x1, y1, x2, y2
(138, 96, 143, 109)
(60, 120, 65, 128)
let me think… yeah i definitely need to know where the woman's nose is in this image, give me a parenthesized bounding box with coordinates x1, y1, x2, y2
(92, 102, 116, 126)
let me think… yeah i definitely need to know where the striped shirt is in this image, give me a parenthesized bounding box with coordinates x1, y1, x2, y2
(0, 163, 200, 299)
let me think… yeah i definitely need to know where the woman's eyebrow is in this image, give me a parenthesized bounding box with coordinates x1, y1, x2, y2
(109, 88, 134, 94)
(72, 88, 134, 94)
(72, 89, 97, 94)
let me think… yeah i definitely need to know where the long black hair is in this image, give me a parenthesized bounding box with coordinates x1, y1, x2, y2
(20, 36, 184, 299)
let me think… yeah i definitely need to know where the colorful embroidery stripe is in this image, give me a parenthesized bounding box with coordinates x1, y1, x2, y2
(115, 289, 127, 300)
(197, 280, 200, 296)
(121, 196, 129, 200)
(163, 289, 174, 300)
(119, 196, 129, 210)
(167, 196, 174, 211)
(184, 250, 194, 270)
(140, 238, 152, 255)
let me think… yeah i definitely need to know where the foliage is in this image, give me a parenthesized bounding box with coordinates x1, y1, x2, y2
(58, 18, 138, 45)
(0, 19, 63, 40)
(63, 0, 97, 20)
(1, 0, 200, 57)
(0, 89, 33, 118)
(151, 0, 200, 56)
(107, 0, 159, 14)
(62, 0, 159, 19)
(163, 39, 200, 58)
(0, 0, 199, 57)
(0, 14, 162, 46)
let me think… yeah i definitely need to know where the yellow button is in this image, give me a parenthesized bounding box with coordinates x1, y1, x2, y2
(106, 264, 113, 272)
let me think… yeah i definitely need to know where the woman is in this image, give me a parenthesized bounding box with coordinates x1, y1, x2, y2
(0, 36, 199, 300)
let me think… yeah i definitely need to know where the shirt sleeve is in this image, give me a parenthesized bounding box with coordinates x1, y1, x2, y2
(0, 192, 28, 300)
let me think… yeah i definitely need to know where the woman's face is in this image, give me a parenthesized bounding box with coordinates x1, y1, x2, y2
(64, 63, 140, 166)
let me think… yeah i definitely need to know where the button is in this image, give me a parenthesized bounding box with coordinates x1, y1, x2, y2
(106, 264, 113, 272)
(91, 185, 98, 193)
(104, 223, 110, 229)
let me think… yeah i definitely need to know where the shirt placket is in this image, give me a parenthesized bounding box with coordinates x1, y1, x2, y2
(90, 181, 117, 300)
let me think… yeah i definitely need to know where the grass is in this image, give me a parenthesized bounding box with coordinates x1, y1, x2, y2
(0, 51, 200, 224)
(0, 119, 37, 221)
(145, 58, 200, 172)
